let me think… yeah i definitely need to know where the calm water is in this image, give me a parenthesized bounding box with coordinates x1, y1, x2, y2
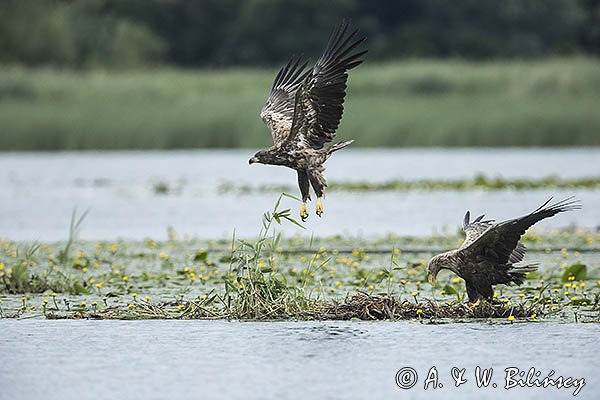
(0, 148, 599, 241)
(0, 320, 597, 400)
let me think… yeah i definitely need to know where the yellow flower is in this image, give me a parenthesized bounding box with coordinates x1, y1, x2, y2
(452, 278, 461, 284)
(89, 278, 95, 284)
(79, 301, 86, 307)
(43, 299, 49, 305)
(51, 292, 57, 297)
(571, 296, 578, 301)
(416, 309, 423, 315)
(159, 252, 169, 260)
(519, 293, 525, 298)
(96, 282, 105, 289)
(335, 281, 342, 288)
(91, 301, 98, 306)
(128, 303, 135, 309)
(568, 275, 575, 281)
(200, 294, 207, 300)
(507, 315, 515, 321)
(368, 285, 374, 291)
(411, 292, 418, 297)
(530, 313, 537, 319)
(122, 276, 129, 282)
(177, 304, 184, 310)
(0, 262, 4, 270)
(131, 293, 137, 298)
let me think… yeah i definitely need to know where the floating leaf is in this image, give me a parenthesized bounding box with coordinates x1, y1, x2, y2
(194, 250, 208, 262)
(441, 285, 457, 295)
(561, 263, 587, 282)
(73, 282, 89, 295)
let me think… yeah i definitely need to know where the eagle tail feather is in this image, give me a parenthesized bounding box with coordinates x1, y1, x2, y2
(508, 263, 538, 285)
(327, 140, 354, 155)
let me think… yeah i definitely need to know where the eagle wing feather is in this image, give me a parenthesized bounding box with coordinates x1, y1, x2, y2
(260, 57, 310, 146)
(458, 197, 580, 265)
(287, 20, 367, 150)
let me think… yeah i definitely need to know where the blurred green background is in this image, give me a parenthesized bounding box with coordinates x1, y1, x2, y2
(1, 0, 599, 150)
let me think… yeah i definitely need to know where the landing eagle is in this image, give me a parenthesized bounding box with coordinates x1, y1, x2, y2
(427, 197, 581, 303)
(249, 20, 367, 221)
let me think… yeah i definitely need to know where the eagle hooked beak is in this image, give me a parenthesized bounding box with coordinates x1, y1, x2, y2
(249, 157, 259, 165)
(427, 264, 438, 285)
(427, 273, 437, 285)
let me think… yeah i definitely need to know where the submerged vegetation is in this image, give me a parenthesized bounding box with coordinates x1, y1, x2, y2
(1, 58, 600, 150)
(219, 174, 600, 194)
(0, 195, 598, 322)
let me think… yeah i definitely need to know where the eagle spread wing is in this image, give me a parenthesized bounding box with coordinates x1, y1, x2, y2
(260, 57, 310, 145)
(459, 197, 580, 265)
(287, 20, 367, 149)
(460, 211, 494, 248)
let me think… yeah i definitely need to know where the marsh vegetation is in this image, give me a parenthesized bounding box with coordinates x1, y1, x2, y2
(1, 58, 599, 150)
(1, 196, 598, 322)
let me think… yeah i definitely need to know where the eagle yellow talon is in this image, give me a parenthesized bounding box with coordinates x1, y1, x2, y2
(300, 203, 309, 222)
(468, 299, 481, 308)
(316, 198, 324, 217)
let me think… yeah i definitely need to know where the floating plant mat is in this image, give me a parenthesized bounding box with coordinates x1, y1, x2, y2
(36, 292, 548, 322)
(218, 175, 600, 194)
(1, 198, 599, 322)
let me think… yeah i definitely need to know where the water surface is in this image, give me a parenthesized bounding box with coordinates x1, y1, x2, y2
(1, 148, 598, 241)
(0, 320, 597, 400)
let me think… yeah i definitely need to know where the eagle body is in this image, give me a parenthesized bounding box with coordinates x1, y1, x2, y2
(427, 197, 580, 303)
(249, 20, 366, 221)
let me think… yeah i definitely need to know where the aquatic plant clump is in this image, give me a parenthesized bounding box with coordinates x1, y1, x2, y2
(218, 175, 600, 194)
(0, 196, 599, 322)
(40, 292, 544, 322)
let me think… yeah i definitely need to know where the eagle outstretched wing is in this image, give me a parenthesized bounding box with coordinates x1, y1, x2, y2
(260, 57, 310, 145)
(460, 211, 494, 249)
(459, 197, 580, 265)
(460, 211, 527, 264)
(288, 20, 367, 149)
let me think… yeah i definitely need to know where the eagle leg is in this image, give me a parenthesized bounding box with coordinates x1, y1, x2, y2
(316, 198, 324, 217)
(308, 170, 326, 218)
(300, 203, 309, 222)
(297, 170, 311, 221)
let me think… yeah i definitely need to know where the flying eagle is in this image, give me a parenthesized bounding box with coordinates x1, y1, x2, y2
(248, 20, 367, 221)
(427, 197, 581, 303)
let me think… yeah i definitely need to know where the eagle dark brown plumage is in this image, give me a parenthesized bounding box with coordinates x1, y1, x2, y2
(427, 197, 581, 303)
(249, 20, 367, 221)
